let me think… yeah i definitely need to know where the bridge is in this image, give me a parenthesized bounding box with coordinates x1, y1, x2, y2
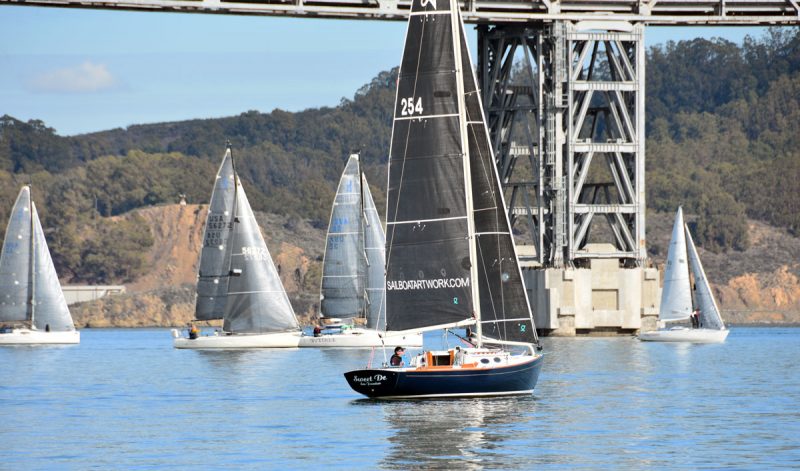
(3, 0, 798, 335)
(1, 0, 798, 24)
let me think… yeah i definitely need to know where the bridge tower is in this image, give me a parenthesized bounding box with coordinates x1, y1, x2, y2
(478, 21, 660, 335)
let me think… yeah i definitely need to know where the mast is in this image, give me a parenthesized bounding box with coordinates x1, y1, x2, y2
(450, 0, 482, 346)
(28, 186, 36, 328)
(225, 143, 238, 314)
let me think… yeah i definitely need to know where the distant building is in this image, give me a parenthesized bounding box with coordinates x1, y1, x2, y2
(61, 285, 126, 305)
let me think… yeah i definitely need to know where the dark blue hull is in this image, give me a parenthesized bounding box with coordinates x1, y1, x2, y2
(344, 354, 543, 399)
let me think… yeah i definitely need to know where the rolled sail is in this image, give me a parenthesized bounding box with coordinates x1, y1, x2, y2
(385, 0, 474, 332)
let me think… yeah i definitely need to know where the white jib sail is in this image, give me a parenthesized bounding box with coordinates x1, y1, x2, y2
(659, 207, 693, 322)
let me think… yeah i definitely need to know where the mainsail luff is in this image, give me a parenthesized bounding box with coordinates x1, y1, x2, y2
(195, 149, 237, 321)
(320, 154, 366, 319)
(0, 187, 33, 323)
(30, 201, 74, 331)
(223, 178, 299, 334)
(384, 0, 475, 332)
(659, 207, 693, 322)
(362, 172, 386, 330)
(684, 225, 726, 330)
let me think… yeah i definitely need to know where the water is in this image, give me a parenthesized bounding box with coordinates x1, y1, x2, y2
(1, 327, 799, 469)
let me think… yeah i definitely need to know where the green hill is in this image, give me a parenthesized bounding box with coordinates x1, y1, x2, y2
(0, 29, 799, 286)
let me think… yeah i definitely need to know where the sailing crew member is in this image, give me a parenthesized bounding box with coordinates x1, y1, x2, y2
(188, 324, 200, 339)
(313, 325, 322, 337)
(390, 347, 405, 367)
(691, 309, 700, 329)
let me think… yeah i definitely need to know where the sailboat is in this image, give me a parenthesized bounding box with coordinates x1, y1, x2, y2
(344, 0, 544, 399)
(0, 186, 79, 345)
(299, 153, 422, 348)
(173, 146, 303, 348)
(639, 207, 729, 343)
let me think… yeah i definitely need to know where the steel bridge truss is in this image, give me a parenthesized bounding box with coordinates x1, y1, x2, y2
(1, 0, 799, 24)
(479, 21, 646, 268)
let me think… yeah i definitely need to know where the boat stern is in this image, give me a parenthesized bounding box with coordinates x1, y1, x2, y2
(344, 368, 400, 398)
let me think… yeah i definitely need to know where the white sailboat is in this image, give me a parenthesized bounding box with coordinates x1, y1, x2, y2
(173, 146, 302, 348)
(344, 0, 543, 398)
(0, 186, 79, 345)
(299, 153, 422, 348)
(639, 207, 729, 343)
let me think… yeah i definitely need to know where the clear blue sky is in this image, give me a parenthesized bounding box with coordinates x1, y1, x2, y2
(0, 6, 768, 136)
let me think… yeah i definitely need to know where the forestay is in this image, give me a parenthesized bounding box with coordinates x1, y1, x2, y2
(321, 155, 366, 319)
(659, 207, 693, 322)
(224, 180, 299, 334)
(0, 187, 33, 323)
(195, 149, 236, 321)
(457, 11, 535, 344)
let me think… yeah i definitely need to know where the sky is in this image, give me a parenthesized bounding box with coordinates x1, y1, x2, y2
(0, 6, 769, 136)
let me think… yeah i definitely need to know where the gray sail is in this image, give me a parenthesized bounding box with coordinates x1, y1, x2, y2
(195, 149, 237, 321)
(362, 172, 386, 330)
(0, 186, 33, 322)
(320, 154, 366, 319)
(684, 226, 725, 330)
(30, 202, 74, 331)
(659, 208, 692, 322)
(385, 0, 474, 332)
(457, 12, 537, 345)
(223, 180, 299, 334)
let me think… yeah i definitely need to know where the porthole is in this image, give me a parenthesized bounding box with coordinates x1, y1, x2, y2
(480, 358, 490, 364)
(493, 357, 502, 363)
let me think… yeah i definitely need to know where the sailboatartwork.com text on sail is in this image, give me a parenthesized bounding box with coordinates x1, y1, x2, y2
(172, 146, 303, 348)
(0, 186, 79, 345)
(344, 0, 544, 398)
(639, 207, 729, 343)
(300, 153, 422, 347)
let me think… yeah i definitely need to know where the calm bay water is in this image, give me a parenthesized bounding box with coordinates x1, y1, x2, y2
(2, 327, 799, 469)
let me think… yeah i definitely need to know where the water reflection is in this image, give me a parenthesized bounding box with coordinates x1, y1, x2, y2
(374, 396, 538, 469)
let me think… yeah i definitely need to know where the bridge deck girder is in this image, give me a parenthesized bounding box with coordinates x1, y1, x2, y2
(1, 0, 799, 24)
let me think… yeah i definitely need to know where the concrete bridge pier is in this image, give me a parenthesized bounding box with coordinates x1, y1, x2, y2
(478, 21, 660, 335)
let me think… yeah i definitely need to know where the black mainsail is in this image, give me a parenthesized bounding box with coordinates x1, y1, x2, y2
(384, 0, 537, 346)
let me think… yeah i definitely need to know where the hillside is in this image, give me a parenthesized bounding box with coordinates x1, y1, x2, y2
(68, 204, 800, 327)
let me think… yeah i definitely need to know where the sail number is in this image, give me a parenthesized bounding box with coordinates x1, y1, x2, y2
(400, 97, 424, 117)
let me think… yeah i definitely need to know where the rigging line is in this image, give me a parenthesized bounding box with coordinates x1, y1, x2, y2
(386, 8, 429, 272)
